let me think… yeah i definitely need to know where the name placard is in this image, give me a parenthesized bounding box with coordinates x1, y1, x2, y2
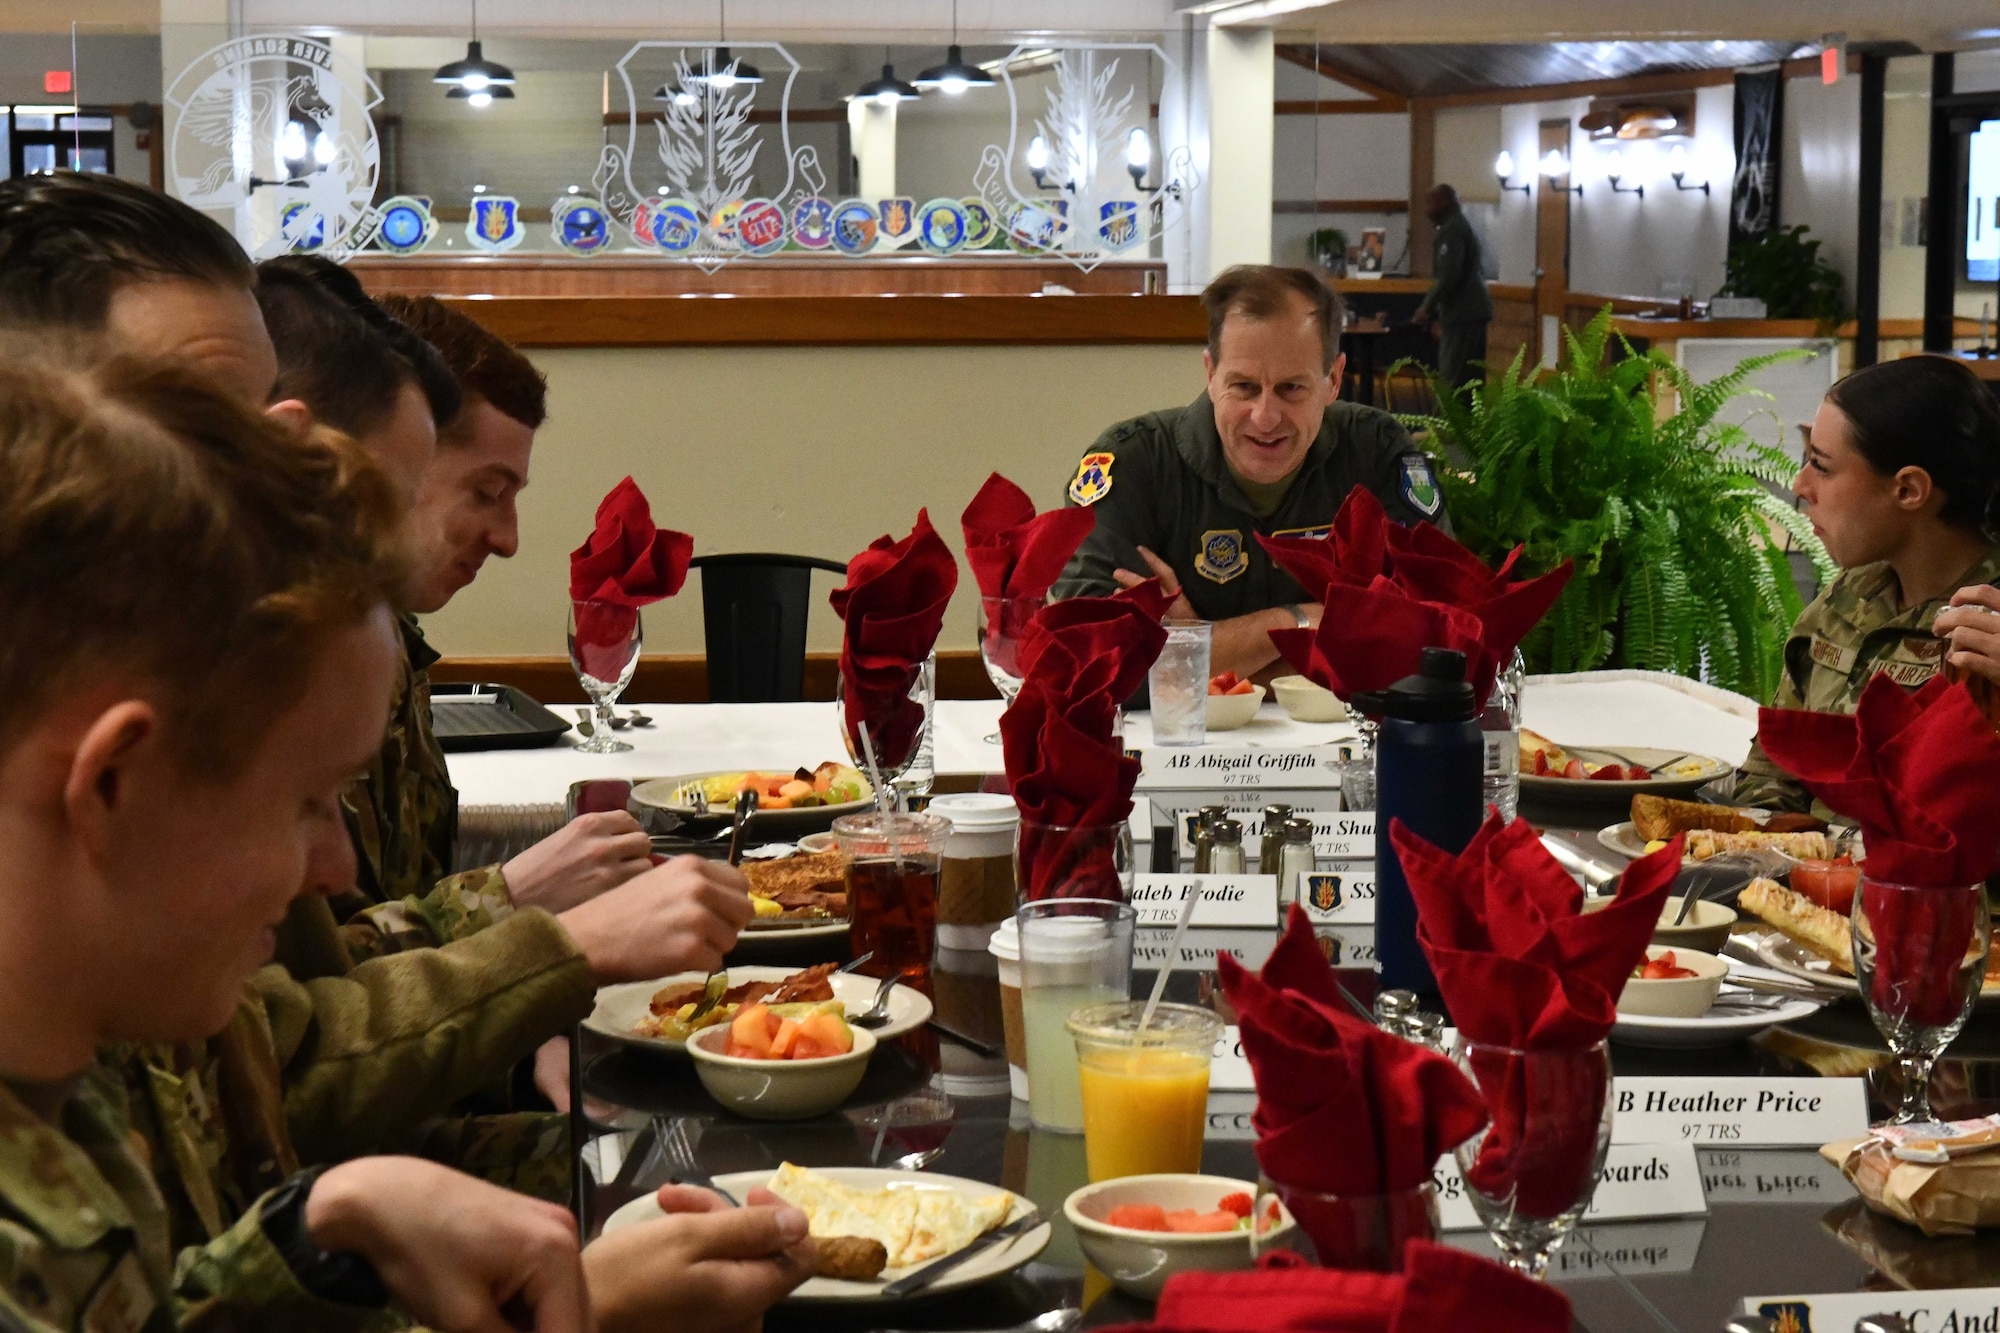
(1297, 865, 1376, 923)
(1310, 811, 1375, 860)
(1741, 1290, 2000, 1330)
(1139, 747, 1344, 790)
(1133, 927, 1275, 973)
(1209, 1025, 1255, 1092)
(1449, 1219, 1707, 1279)
(1205, 1092, 1258, 1141)
(1698, 1149, 1854, 1205)
(1434, 1140, 1707, 1231)
(1131, 875, 1279, 927)
(1610, 1077, 1870, 1147)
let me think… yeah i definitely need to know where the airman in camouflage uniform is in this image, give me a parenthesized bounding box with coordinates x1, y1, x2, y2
(331, 616, 515, 963)
(0, 1060, 401, 1333)
(118, 907, 593, 1262)
(1736, 545, 2000, 812)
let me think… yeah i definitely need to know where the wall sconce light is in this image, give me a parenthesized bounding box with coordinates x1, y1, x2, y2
(1668, 144, 1711, 195)
(1027, 133, 1051, 190)
(1494, 150, 1531, 197)
(1603, 148, 1643, 198)
(1539, 148, 1583, 196)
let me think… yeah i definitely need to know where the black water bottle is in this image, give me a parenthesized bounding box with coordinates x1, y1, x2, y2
(1354, 647, 1484, 1012)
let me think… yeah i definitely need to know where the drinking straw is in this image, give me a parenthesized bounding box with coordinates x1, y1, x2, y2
(856, 721, 903, 870)
(1140, 876, 1203, 1030)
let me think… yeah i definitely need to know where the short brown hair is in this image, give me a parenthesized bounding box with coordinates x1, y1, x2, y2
(378, 294, 548, 433)
(1201, 265, 1345, 372)
(0, 343, 405, 773)
(257, 256, 461, 435)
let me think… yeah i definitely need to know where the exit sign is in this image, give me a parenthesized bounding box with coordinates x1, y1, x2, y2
(43, 69, 71, 95)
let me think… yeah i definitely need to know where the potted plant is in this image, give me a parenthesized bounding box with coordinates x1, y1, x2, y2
(1307, 226, 1349, 277)
(1718, 224, 1847, 327)
(1402, 307, 1832, 701)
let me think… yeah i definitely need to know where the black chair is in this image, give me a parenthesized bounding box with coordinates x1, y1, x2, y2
(687, 553, 848, 702)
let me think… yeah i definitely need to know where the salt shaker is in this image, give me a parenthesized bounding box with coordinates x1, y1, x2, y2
(1209, 818, 1247, 875)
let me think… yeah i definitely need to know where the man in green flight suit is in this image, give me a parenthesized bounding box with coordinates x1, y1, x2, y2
(1414, 184, 1495, 395)
(1053, 263, 1450, 682)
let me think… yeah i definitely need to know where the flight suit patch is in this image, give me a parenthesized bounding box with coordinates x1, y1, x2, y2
(1897, 635, 1946, 665)
(1271, 524, 1333, 541)
(1807, 635, 1857, 674)
(1195, 529, 1247, 584)
(1400, 454, 1442, 516)
(1069, 452, 1114, 506)
(1878, 659, 1940, 688)
(1877, 635, 1945, 688)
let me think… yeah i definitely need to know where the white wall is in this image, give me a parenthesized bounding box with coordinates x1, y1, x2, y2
(1270, 111, 1410, 269)
(1780, 72, 1861, 310)
(1882, 55, 1930, 321)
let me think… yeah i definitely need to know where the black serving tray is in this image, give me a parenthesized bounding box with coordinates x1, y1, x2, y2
(428, 682, 573, 752)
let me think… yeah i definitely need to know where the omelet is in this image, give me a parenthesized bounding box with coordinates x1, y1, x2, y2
(766, 1163, 1014, 1270)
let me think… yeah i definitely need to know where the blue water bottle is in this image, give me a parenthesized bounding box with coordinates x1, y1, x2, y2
(1354, 646, 1485, 1011)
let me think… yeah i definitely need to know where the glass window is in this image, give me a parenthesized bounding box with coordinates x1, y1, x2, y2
(13, 114, 54, 131)
(70, 146, 109, 173)
(59, 115, 113, 132)
(21, 143, 56, 174)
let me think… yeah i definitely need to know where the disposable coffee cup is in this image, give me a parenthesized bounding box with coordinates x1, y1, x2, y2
(989, 915, 1029, 1101)
(930, 792, 1020, 950)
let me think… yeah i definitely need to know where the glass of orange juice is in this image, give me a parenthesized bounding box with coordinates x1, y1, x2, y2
(1067, 1001, 1224, 1182)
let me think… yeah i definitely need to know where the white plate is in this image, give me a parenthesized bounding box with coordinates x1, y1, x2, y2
(630, 770, 874, 831)
(585, 967, 933, 1055)
(1746, 930, 2000, 1008)
(1612, 960, 1825, 1048)
(1521, 746, 1732, 798)
(598, 1167, 1049, 1303)
(1596, 821, 1841, 868)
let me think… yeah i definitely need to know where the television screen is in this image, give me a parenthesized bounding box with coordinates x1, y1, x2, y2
(1969, 120, 2000, 282)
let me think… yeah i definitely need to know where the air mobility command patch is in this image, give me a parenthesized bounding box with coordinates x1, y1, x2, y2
(1400, 454, 1442, 517)
(1069, 452, 1115, 506)
(1196, 529, 1247, 584)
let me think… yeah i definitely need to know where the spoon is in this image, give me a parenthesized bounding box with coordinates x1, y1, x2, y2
(850, 974, 903, 1029)
(685, 791, 759, 1025)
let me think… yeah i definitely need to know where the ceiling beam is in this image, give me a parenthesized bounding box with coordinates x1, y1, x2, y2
(1274, 43, 1408, 110)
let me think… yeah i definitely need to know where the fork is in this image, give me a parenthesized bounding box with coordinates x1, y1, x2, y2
(656, 1115, 742, 1205)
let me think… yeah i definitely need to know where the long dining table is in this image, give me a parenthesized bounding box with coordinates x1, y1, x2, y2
(440, 675, 1998, 1333)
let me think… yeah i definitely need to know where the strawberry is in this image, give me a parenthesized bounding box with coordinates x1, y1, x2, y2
(1217, 1192, 1253, 1217)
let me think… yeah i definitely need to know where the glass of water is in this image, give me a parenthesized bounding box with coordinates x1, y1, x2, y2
(1149, 618, 1211, 747)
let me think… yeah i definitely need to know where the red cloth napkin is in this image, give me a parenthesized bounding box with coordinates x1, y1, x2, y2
(1759, 674, 2000, 1024)
(1260, 486, 1570, 708)
(1001, 597, 1164, 899)
(567, 476, 693, 682)
(828, 511, 959, 771)
(960, 472, 1096, 601)
(1390, 814, 1682, 1217)
(1110, 1240, 1570, 1333)
(1219, 907, 1486, 1269)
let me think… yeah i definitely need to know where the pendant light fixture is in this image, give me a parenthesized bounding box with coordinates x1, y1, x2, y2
(433, 0, 515, 107)
(914, 0, 993, 94)
(851, 47, 922, 106)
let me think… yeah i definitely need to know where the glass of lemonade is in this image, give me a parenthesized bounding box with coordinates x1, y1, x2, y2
(1068, 1001, 1223, 1181)
(1017, 900, 1136, 1133)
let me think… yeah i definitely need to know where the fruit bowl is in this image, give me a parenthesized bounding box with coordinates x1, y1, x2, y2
(1268, 675, 1346, 723)
(1616, 945, 1728, 1019)
(1065, 1175, 1294, 1299)
(1205, 684, 1265, 731)
(686, 1023, 876, 1120)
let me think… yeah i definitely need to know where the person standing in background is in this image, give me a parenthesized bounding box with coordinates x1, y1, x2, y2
(1414, 184, 1494, 396)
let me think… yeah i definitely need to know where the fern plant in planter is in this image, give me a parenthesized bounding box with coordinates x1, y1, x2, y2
(1401, 308, 1834, 701)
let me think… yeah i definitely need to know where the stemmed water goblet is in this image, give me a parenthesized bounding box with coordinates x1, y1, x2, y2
(979, 595, 1042, 744)
(568, 599, 641, 754)
(1851, 876, 1991, 1125)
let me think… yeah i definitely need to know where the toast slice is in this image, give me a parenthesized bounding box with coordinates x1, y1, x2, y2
(1630, 794, 1757, 842)
(1686, 829, 1829, 861)
(1739, 877, 1853, 972)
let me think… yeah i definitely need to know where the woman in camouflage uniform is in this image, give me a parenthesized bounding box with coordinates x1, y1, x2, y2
(1738, 355, 2000, 811)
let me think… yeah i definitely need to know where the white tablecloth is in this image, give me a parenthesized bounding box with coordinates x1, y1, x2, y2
(446, 671, 1763, 810)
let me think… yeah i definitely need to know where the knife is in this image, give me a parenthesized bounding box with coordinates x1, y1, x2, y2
(880, 1210, 1044, 1297)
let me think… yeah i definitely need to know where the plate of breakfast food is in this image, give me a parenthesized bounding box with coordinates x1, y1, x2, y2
(739, 848, 849, 938)
(584, 964, 932, 1055)
(1734, 876, 2000, 1004)
(1518, 730, 1734, 800)
(630, 764, 874, 833)
(598, 1164, 1047, 1303)
(1598, 794, 1843, 865)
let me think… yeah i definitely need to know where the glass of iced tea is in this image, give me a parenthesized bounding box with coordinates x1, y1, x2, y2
(832, 811, 951, 995)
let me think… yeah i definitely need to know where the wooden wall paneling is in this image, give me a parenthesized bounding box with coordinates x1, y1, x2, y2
(1535, 119, 1574, 367)
(430, 294, 1210, 349)
(1409, 100, 1438, 278)
(432, 650, 1002, 705)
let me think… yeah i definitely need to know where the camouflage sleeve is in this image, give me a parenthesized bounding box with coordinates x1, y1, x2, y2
(1731, 667, 1813, 814)
(255, 909, 593, 1166)
(337, 865, 516, 963)
(383, 1112, 572, 1208)
(171, 1190, 403, 1332)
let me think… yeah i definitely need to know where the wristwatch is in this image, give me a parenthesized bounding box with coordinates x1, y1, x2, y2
(1279, 603, 1310, 629)
(259, 1166, 390, 1308)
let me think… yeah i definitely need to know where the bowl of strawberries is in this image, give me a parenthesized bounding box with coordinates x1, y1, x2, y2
(1204, 673, 1266, 731)
(1615, 946, 1728, 1019)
